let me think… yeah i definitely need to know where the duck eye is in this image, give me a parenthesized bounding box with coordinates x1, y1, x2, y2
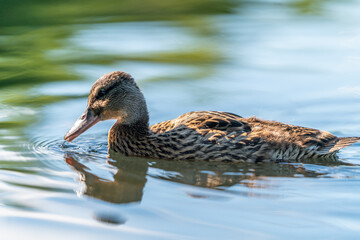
(97, 89, 106, 98)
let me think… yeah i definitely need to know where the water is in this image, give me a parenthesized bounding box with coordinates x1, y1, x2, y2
(1, 0, 360, 239)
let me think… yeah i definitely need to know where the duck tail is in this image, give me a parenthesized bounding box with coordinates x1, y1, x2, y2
(329, 137, 360, 152)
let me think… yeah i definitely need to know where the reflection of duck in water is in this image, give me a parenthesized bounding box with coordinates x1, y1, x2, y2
(65, 154, 147, 204)
(147, 158, 325, 189)
(64, 71, 360, 162)
(65, 152, 325, 204)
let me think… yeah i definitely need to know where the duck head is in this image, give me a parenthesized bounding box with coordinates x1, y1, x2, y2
(64, 71, 148, 142)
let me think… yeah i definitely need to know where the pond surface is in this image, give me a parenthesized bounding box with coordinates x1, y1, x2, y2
(1, 0, 360, 239)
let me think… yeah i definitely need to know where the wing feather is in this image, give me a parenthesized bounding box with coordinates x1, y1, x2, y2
(150, 111, 250, 135)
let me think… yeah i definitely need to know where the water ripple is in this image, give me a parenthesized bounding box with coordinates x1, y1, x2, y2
(28, 134, 108, 171)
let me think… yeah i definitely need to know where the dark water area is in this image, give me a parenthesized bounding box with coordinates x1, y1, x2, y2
(1, 0, 360, 239)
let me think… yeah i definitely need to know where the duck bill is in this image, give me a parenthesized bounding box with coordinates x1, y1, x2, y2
(64, 108, 100, 142)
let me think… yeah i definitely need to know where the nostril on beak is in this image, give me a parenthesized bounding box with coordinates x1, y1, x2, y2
(80, 114, 86, 120)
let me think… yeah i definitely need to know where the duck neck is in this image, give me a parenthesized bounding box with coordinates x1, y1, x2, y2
(108, 114, 151, 155)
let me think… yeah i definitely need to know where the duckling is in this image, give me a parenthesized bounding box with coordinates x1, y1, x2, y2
(64, 71, 360, 162)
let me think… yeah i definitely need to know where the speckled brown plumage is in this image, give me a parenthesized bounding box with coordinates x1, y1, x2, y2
(65, 71, 360, 163)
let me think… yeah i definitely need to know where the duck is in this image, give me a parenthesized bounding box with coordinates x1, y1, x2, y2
(64, 71, 360, 163)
